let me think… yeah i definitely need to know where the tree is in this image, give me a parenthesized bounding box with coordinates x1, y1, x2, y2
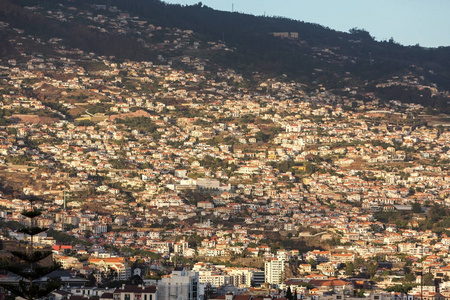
(0, 195, 60, 299)
(345, 262, 355, 276)
(203, 283, 214, 300)
(386, 284, 415, 294)
(348, 27, 374, 41)
(412, 202, 422, 214)
(87, 272, 97, 286)
(127, 274, 144, 285)
(308, 258, 316, 269)
(366, 261, 378, 279)
(404, 273, 415, 282)
(286, 286, 294, 300)
(423, 272, 434, 286)
(100, 267, 119, 285)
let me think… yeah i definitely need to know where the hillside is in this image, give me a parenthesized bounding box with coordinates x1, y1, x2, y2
(0, 0, 449, 112)
(1, 0, 450, 289)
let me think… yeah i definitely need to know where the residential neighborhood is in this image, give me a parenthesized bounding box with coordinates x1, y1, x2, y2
(0, 2, 450, 300)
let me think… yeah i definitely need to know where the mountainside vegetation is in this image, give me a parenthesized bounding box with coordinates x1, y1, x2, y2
(0, 0, 449, 111)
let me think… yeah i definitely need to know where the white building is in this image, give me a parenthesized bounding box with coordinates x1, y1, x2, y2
(157, 268, 199, 300)
(198, 271, 232, 287)
(264, 258, 285, 285)
(113, 285, 157, 300)
(94, 223, 108, 234)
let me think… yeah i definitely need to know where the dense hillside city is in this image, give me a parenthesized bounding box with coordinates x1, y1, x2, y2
(0, 0, 450, 300)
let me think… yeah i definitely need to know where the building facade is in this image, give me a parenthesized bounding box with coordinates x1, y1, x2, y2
(157, 268, 199, 300)
(264, 258, 285, 285)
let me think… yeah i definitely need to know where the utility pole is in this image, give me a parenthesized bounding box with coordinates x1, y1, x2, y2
(421, 266, 433, 300)
(421, 269, 423, 300)
(63, 190, 67, 211)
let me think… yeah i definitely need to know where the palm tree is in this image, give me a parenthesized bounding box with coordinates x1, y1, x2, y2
(0, 195, 60, 300)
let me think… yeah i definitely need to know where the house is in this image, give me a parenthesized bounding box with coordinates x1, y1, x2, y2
(317, 263, 336, 277)
(113, 285, 157, 300)
(51, 290, 72, 300)
(299, 264, 312, 273)
(308, 279, 354, 295)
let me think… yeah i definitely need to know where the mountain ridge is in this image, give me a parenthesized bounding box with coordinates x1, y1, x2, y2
(0, 0, 449, 112)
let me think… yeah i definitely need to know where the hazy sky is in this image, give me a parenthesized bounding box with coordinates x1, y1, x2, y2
(162, 0, 450, 48)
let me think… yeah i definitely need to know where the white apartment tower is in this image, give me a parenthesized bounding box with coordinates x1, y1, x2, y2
(264, 258, 285, 285)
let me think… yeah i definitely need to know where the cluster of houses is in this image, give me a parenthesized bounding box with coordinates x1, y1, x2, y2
(0, 2, 450, 300)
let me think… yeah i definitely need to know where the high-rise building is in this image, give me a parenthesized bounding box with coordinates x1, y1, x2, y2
(157, 268, 199, 300)
(264, 258, 285, 285)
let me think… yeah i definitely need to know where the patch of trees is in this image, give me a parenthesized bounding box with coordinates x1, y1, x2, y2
(385, 283, 416, 294)
(0, 220, 25, 231)
(0, 109, 12, 125)
(43, 101, 73, 121)
(182, 189, 212, 206)
(6, 155, 29, 165)
(268, 159, 314, 175)
(200, 155, 228, 170)
(368, 85, 450, 114)
(374, 204, 450, 234)
(5, 0, 156, 61)
(120, 246, 161, 260)
(115, 116, 158, 133)
(254, 126, 281, 143)
(47, 229, 92, 246)
(74, 119, 96, 127)
(420, 204, 450, 233)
